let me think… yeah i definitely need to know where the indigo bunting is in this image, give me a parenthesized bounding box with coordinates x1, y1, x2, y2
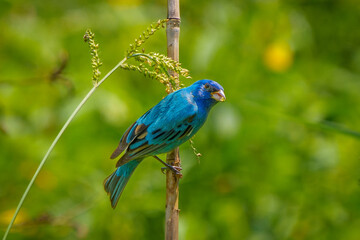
(104, 79, 225, 208)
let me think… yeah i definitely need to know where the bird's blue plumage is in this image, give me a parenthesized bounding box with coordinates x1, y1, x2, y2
(104, 79, 225, 208)
(104, 159, 142, 208)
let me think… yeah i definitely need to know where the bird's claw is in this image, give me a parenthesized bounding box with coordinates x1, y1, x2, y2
(161, 166, 183, 178)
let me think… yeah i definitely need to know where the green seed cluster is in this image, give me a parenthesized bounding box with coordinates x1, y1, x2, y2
(124, 52, 191, 93)
(84, 29, 102, 86)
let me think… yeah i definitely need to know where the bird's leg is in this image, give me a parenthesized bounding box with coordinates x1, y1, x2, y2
(153, 155, 182, 177)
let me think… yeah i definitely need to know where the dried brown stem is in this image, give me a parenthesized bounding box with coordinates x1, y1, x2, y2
(165, 0, 181, 239)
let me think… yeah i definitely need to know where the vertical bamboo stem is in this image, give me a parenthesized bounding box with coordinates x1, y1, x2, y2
(165, 0, 180, 239)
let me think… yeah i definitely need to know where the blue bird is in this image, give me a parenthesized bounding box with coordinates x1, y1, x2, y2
(104, 79, 226, 208)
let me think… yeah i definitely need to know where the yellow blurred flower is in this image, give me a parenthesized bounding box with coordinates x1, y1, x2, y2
(35, 170, 58, 190)
(263, 42, 293, 72)
(19, 161, 58, 191)
(0, 209, 28, 225)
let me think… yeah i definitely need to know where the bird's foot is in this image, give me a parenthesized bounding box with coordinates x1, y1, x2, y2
(161, 166, 183, 178)
(154, 155, 183, 178)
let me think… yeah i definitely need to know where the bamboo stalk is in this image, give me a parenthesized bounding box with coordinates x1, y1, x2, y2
(165, 0, 181, 239)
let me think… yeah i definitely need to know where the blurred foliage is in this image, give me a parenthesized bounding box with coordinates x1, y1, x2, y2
(1, 0, 360, 239)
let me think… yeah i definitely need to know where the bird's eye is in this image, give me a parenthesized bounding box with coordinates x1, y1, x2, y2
(204, 83, 210, 90)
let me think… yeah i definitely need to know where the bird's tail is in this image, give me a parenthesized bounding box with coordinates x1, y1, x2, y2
(103, 159, 142, 208)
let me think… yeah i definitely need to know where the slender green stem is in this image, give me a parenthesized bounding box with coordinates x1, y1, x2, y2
(2, 57, 127, 240)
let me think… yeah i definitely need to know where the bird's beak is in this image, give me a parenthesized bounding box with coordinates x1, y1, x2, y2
(211, 89, 226, 102)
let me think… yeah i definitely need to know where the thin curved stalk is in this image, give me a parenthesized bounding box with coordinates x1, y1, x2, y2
(2, 57, 127, 240)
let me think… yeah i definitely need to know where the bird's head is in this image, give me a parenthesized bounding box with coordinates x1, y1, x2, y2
(190, 79, 226, 109)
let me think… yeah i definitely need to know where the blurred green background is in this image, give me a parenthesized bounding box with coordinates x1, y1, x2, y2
(1, 0, 360, 239)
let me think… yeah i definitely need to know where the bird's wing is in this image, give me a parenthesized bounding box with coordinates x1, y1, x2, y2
(109, 121, 147, 160)
(111, 90, 198, 167)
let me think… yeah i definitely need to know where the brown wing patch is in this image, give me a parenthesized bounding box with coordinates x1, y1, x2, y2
(186, 114, 196, 123)
(110, 122, 136, 159)
(116, 141, 168, 167)
(137, 131, 148, 139)
(112, 123, 149, 165)
(135, 124, 147, 135)
(116, 142, 150, 167)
